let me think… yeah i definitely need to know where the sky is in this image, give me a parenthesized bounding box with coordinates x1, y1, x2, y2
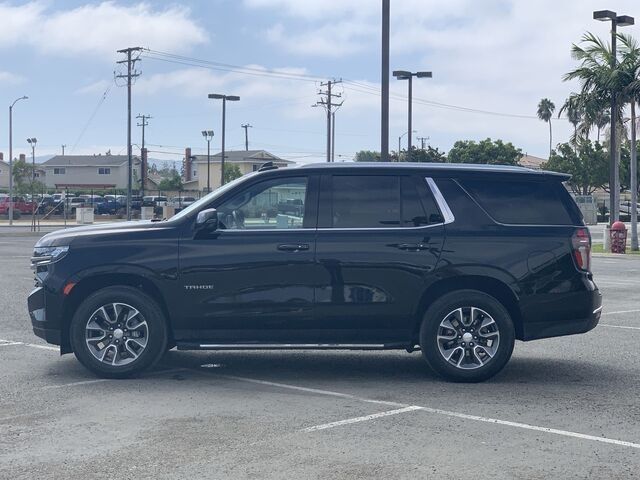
(1, 0, 639, 165)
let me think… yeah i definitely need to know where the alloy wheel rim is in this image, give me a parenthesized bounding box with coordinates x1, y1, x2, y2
(85, 302, 149, 366)
(436, 306, 500, 370)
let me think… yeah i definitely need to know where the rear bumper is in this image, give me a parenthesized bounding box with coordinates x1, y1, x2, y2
(521, 288, 602, 341)
(28, 286, 61, 346)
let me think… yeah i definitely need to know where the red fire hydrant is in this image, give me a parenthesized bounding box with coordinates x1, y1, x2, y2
(610, 221, 627, 254)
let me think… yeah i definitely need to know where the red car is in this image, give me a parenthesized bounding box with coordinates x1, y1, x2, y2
(0, 196, 36, 217)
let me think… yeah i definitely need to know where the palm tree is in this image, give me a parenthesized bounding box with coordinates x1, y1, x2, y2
(559, 95, 582, 148)
(537, 98, 555, 156)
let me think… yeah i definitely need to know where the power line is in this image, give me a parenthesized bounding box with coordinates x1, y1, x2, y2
(70, 83, 112, 153)
(315, 79, 343, 162)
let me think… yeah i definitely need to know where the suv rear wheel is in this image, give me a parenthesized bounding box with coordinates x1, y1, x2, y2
(69, 286, 168, 378)
(419, 290, 515, 382)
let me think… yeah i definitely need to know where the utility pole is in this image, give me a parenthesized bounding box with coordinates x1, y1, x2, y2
(208, 94, 240, 186)
(8, 96, 28, 225)
(331, 112, 336, 162)
(315, 79, 343, 162)
(116, 46, 142, 220)
(137, 114, 151, 197)
(417, 136, 429, 150)
(61, 144, 66, 155)
(241, 124, 252, 151)
(381, 0, 390, 162)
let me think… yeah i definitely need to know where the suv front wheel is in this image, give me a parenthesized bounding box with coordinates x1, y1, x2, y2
(70, 286, 168, 378)
(419, 290, 515, 382)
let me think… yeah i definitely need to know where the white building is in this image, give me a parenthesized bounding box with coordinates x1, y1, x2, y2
(40, 154, 142, 190)
(0, 159, 9, 189)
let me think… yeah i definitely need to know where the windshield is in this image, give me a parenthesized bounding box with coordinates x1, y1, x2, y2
(168, 171, 261, 222)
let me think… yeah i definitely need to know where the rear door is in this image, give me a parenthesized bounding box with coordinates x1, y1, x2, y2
(313, 173, 445, 345)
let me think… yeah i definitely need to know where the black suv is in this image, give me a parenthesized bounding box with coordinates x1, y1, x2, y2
(28, 163, 601, 382)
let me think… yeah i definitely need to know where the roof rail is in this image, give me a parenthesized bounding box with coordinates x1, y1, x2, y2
(258, 161, 278, 172)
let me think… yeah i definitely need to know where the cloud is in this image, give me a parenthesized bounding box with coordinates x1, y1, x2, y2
(0, 71, 25, 85)
(0, 2, 208, 58)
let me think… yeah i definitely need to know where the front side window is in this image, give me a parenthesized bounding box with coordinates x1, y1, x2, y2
(53, 168, 65, 175)
(217, 176, 308, 230)
(98, 167, 111, 175)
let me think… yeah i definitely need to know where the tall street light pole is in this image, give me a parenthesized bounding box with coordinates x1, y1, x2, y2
(208, 94, 240, 186)
(594, 10, 634, 225)
(398, 130, 417, 161)
(27, 137, 37, 203)
(8, 95, 28, 226)
(381, 0, 390, 162)
(201, 130, 214, 193)
(393, 70, 432, 161)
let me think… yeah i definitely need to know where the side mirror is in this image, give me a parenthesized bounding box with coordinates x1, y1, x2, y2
(195, 208, 218, 232)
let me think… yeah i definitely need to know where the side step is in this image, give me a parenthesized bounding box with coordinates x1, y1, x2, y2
(176, 342, 412, 351)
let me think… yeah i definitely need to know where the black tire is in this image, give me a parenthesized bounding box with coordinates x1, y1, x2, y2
(419, 290, 515, 383)
(69, 286, 168, 378)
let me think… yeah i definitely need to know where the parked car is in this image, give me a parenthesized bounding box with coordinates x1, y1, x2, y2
(142, 196, 168, 207)
(0, 196, 36, 217)
(169, 196, 197, 209)
(28, 163, 600, 382)
(277, 198, 304, 216)
(94, 199, 124, 215)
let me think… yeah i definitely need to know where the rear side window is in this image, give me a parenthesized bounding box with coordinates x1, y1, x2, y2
(460, 178, 576, 225)
(329, 175, 442, 228)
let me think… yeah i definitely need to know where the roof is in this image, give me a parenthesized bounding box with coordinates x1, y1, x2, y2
(518, 154, 547, 169)
(294, 162, 569, 179)
(193, 149, 293, 164)
(42, 155, 140, 167)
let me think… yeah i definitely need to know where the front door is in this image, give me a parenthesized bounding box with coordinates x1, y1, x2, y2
(177, 174, 321, 343)
(314, 173, 445, 345)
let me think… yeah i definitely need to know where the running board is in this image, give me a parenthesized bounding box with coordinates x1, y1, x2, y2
(176, 342, 412, 351)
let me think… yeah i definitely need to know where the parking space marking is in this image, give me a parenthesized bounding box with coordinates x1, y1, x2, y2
(303, 406, 423, 432)
(0, 341, 23, 347)
(211, 372, 640, 449)
(601, 324, 640, 331)
(0, 338, 58, 351)
(601, 309, 640, 316)
(41, 368, 189, 390)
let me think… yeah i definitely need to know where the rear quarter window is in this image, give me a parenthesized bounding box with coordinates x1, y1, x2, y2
(459, 178, 580, 225)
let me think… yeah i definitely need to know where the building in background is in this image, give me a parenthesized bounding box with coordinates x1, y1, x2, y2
(0, 153, 9, 189)
(40, 154, 142, 191)
(190, 149, 293, 191)
(518, 154, 546, 170)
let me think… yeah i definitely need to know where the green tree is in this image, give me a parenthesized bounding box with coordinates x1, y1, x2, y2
(543, 141, 608, 195)
(224, 164, 242, 183)
(158, 170, 183, 191)
(354, 150, 381, 162)
(537, 98, 556, 156)
(407, 146, 446, 163)
(447, 138, 522, 166)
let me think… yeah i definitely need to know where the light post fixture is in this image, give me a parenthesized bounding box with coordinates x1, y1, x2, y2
(8, 95, 28, 225)
(393, 70, 431, 160)
(398, 130, 417, 161)
(27, 137, 37, 205)
(201, 130, 214, 192)
(593, 10, 634, 225)
(208, 93, 240, 186)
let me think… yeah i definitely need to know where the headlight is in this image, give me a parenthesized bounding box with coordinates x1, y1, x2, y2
(31, 246, 69, 267)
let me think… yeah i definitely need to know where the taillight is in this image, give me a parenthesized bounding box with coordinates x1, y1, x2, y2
(572, 228, 591, 271)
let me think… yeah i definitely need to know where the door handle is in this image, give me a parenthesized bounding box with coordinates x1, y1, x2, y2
(396, 243, 429, 251)
(277, 243, 310, 252)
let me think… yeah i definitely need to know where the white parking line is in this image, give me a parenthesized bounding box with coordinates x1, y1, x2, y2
(601, 324, 640, 331)
(0, 338, 58, 351)
(601, 309, 640, 316)
(303, 406, 423, 432)
(41, 368, 189, 390)
(213, 372, 640, 449)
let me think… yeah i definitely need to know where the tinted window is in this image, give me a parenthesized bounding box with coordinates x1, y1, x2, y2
(402, 177, 443, 226)
(217, 177, 308, 230)
(461, 178, 575, 225)
(331, 175, 400, 228)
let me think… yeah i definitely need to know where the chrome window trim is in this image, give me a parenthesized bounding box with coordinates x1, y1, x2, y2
(425, 177, 455, 225)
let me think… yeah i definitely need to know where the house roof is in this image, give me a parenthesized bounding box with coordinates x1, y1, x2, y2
(192, 149, 293, 164)
(518, 154, 546, 169)
(42, 155, 140, 167)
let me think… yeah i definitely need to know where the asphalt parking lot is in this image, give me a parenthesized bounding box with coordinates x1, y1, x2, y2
(1, 233, 640, 479)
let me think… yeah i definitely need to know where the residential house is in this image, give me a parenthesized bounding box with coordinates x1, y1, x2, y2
(518, 154, 546, 170)
(191, 150, 293, 191)
(0, 155, 8, 189)
(40, 154, 142, 191)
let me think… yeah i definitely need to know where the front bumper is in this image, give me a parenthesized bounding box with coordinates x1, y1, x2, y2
(28, 286, 61, 346)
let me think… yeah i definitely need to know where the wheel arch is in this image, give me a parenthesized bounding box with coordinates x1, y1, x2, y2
(60, 273, 174, 354)
(414, 275, 523, 341)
